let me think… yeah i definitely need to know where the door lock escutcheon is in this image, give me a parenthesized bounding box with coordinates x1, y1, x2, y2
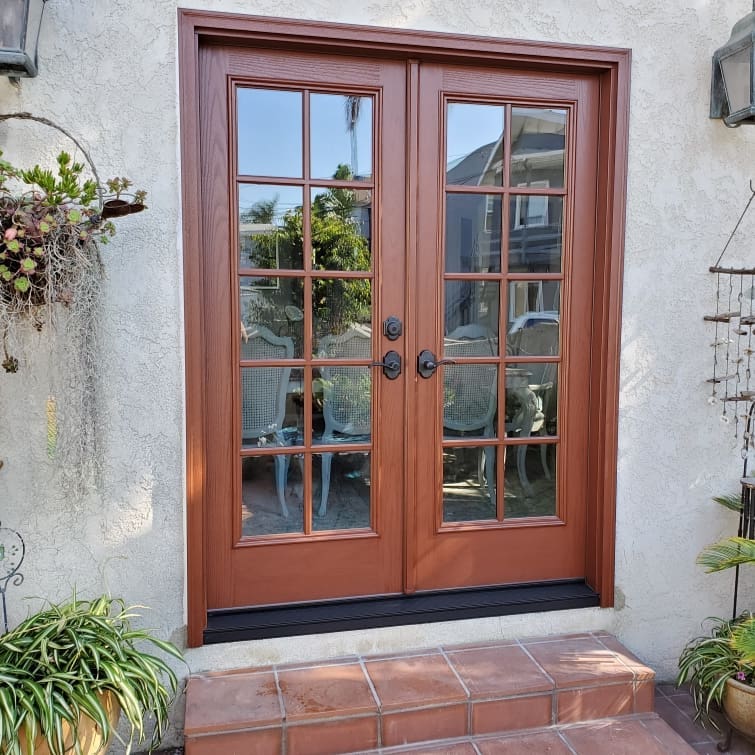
(383, 316, 403, 341)
(417, 349, 456, 378)
(371, 350, 402, 380)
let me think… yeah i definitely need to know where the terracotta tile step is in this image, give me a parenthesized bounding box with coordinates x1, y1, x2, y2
(364, 714, 696, 754)
(184, 632, 657, 755)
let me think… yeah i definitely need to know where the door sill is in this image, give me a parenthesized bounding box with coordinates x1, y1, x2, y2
(204, 580, 599, 644)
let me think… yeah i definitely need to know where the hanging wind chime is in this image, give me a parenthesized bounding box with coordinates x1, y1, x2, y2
(705, 182, 755, 617)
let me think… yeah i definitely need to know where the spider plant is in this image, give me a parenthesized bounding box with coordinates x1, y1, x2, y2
(0, 594, 182, 754)
(677, 614, 755, 726)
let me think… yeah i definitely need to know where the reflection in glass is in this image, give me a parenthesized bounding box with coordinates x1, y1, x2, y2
(313, 366, 372, 444)
(504, 447, 556, 518)
(506, 282, 560, 356)
(442, 364, 498, 441)
(446, 103, 504, 186)
(443, 446, 497, 522)
(508, 195, 563, 273)
(313, 452, 371, 530)
(242, 454, 304, 536)
(239, 184, 304, 269)
(510, 108, 566, 188)
(240, 366, 302, 449)
(445, 194, 501, 273)
(311, 187, 371, 270)
(237, 88, 303, 177)
(313, 279, 372, 351)
(310, 94, 373, 181)
(240, 277, 304, 358)
(505, 363, 558, 440)
(721, 49, 752, 114)
(445, 281, 499, 352)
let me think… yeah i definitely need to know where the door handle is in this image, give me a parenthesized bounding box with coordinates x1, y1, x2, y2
(417, 349, 456, 379)
(371, 350, 401, 380)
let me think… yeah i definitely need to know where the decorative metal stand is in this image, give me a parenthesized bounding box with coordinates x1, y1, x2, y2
(706, 182, 755, 437)
(0, 522, 25, 633)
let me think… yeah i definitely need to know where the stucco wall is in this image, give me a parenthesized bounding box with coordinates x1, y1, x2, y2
(2, 0, 755, 749)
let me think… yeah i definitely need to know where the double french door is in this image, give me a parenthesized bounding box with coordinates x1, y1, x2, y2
(198, 43, 599, 617)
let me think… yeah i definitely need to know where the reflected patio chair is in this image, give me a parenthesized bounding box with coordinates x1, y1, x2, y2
(443, 325, 498, 505)
(317, 325, 371, 516)
(506, 321, 558, 495)
(241, 324, 294, 517)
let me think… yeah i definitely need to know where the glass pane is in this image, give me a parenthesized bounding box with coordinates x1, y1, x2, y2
(239, 185, 304, 269)
(445, 281, 500, 354)
(313, 279, 372, 352)
(313, 451, 372, 530)
(510, 108, 566, 188)
(721, 48, 752, 115)
(242, 454, 304, 536)
(508, 195, 563, 273)
(240, 277, 304, 359)
(443, 446, 497, 522)
(506, 363, 558, 439)
(237, 88, 302, 177)
(446, 194, 501, 273)
(0, 0, 25, 49)
(241, 367, 303, 449)
(442, 364, 498, 440)
(311, 187, 372, 271)
(506, 282, 560, 356)
(313, 366, 372, 444)
(311, 94, 373, 181)
(446, 103, 504, 186)
(504, 446, 556, 518)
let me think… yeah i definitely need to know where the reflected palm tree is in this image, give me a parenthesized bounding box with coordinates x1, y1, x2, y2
(345, 96, 361, 178)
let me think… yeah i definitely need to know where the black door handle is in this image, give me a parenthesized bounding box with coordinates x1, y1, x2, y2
(417, 349, 456, 378)
(371, 350, 401, 380)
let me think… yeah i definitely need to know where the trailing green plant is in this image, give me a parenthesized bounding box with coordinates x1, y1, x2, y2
(0, 594, 182, 754)
(0, 149, 145, 493)
(677, 613, 755, 727)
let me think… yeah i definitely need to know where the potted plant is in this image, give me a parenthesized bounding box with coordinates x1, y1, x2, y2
(0, 150, 146, 372)
(677, 493, 755, 743)
(678, 613, 755, 738)
(0, 594, 182, 755)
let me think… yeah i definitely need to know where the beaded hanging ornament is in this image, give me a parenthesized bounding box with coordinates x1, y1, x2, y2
(706, 182, 755, 438)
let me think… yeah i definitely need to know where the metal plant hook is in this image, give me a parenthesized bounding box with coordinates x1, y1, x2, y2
(0, 522, 25, 633)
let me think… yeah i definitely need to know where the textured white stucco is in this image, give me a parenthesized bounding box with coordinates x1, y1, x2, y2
(2, 0, 755, 749)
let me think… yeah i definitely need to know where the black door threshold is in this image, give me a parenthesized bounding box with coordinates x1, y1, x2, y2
(204, 580, 599, 644)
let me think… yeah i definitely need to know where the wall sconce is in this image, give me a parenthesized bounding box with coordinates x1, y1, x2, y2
(0, 0, 49, 79)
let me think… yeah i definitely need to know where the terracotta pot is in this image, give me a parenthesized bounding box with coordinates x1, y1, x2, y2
(19, 690, 120, 755)
(723, 677, 755, 740)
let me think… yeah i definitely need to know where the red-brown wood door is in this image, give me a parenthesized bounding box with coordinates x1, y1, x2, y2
(200, 46, 407, 608)
(199, 47, 599, 611)
(410, 64, 599, 591)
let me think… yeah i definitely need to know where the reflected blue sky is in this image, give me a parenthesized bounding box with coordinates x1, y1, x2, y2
(237, 88, 373, 181)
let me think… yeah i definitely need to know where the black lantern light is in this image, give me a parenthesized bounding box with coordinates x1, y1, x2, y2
(0, 0, 49, 79)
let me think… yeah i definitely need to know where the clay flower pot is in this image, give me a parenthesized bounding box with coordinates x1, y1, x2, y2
(20, 691, 120, 755)
(723, 677, 755, 740)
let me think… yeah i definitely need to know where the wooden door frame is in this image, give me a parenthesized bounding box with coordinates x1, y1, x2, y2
(179, 8, 630, 647)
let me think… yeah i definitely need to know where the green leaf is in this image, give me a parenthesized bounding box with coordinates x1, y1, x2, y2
(38, 221, 50, 233)
(5, 239, 19, 252)
(67, 209, 82, 223)
(697, 537, 755, 572)
(20, 258, 36, 271)
(13, 277, 30, 293)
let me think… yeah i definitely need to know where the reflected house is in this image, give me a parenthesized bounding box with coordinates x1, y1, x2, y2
(445, 109, 564, 333)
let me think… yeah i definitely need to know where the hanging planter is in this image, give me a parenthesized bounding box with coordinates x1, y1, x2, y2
(0, 114, 146, 372)
(0, 112, 147, 491)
